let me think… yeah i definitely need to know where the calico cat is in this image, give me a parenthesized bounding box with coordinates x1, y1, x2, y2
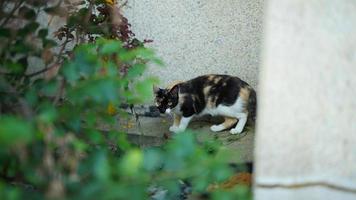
(153, 74, 257, 134)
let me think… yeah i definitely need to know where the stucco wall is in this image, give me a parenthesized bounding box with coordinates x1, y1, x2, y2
(255, 0, 356, 199)
(124, 0, 263, 89)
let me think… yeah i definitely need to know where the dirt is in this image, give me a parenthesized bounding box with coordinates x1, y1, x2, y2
(207, 172, 253, 191)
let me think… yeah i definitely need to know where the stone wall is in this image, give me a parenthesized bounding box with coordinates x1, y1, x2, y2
(255, 0, 356, 199)
(124, 0, 263, 89)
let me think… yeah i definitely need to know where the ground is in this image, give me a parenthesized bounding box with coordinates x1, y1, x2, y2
(103, 113, 255, 163)
(97, 113, 255, 198)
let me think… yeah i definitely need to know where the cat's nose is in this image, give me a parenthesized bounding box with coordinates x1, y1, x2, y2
(158, 107, 165, 113)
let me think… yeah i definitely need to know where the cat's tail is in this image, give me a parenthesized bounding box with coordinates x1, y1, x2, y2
(247, 89, 257, 122)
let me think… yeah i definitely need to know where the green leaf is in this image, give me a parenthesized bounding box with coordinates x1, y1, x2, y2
(19, 22, 40, 36)
(38, 28, 48, 38)
(87, 25, 105, 35)
(87, 130, 104, 144)
(100, 40, 122, 55)
(10, 40, 32, 54)
(61, 44, 99, 84)
(67, 15, 80, 28)
(134, 77, 159, 103)
(118, 50, 136, 62)
(0, 117, 34, 147)
(61, 61, 80, 84)
(25, 88, 38, 106)
(94, 151, 110, 181)
(4, 59, 25, 74)
(37, 103, 57, 123)
(169, 131, 196, 157)
(117, 132, 131, 150)
(211, 186, 251, 200)
(106, 61, 119, 77)
(152, 58, 165, 67)
(43, 39, 57, 48)
(44, 6, 67, 17)
(72, 138, 89, 152)
(118, 47, 157, 63)
(0, 28, 11, 38)
(0, 183, 21, 200)
(212, 164, 233, 182)
(19, 6, 36, 20)
(67, 78, 120, 104)
(120, 149, 143, 176)
(192, 175, 210, 192)
(39, 79, 59, 96)
(134, 48, 155, 59)
(126, 64, 146, 79)
(143, 148, 162, 171)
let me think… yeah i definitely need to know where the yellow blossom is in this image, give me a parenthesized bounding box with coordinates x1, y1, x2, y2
(107, 102, 117, 115)
(105, 0, 116, 5)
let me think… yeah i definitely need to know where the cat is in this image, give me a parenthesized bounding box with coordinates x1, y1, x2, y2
(153, 74, 257, 134)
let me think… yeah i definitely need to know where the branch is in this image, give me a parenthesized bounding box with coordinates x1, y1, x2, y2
(0, 173, 36, 191)
(53, 78, 65, 105)
(25, 63, 58, 78)
(119, 0, 128, 9)
(0, 0, 25, 27)
(0, 1, 7, 11)
(2, 81, 33, 119)
(25, 37, 70, 78)
(84, 0, 94, 26)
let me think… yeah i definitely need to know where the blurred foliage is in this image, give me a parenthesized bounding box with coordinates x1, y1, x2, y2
(0, 0, 250, 199)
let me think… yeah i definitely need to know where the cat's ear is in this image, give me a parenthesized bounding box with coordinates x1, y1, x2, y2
(169, 85, 179, 98)
(153, 85, 160, 94)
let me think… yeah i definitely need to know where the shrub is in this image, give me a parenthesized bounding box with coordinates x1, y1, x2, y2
(0, 1, 250, 199)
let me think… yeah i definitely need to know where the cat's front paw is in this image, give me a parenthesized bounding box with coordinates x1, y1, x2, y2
(230, 127, 243, 134)
(169, 126, 179, 132)
(210, 125, 225, 132)
(170, 126, 186, 133)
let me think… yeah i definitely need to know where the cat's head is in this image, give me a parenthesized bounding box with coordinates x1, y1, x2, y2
(153, 85, 179, 114)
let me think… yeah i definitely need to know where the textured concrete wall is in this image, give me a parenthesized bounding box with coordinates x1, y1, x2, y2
(255, 0, 356, 199)
(124, 0, 263, 89)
